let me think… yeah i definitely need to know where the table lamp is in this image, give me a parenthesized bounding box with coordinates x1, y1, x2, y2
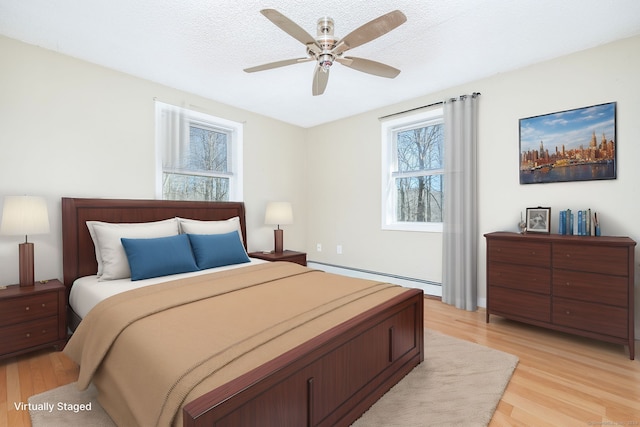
(0, 196, 50, 286)
(264, 202, 293, 254)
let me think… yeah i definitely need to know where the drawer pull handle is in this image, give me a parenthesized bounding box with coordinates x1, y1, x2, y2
(26, 333, 31, 338)
(565, 282, 571, 286)
(565, 310, 571, 315)
(41, 329, 47, 334)
(566, 254, 571, 258)
(25, 306, 30, 311)
(42, 303, 46, 308)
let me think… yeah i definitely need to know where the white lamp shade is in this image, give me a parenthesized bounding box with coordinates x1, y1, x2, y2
(0, 196, 50, 236)
(264, 202, 293, 226)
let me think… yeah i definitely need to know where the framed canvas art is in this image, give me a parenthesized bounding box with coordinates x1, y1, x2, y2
(519, 102, 616, 184)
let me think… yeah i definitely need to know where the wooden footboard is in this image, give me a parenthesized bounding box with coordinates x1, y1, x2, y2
(183, 288, 424, 427)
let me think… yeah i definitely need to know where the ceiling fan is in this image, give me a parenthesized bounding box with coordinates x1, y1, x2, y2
(244, 9, 407, 96)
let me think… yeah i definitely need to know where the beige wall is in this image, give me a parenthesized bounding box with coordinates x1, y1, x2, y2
(304, 114, 443, 282)
(305, 35, 640, 334)
(0, 35, 307, 285)
(1, 33, 639, 337)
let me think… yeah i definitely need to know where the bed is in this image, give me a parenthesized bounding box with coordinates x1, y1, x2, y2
(61, 197, 424, 427)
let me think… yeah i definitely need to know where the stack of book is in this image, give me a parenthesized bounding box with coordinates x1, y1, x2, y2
(559, 209, 601, 236)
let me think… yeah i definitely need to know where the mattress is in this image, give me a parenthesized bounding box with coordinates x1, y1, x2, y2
(69, 258, 267, 319)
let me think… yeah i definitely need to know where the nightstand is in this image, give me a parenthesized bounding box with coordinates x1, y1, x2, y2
(0, 279, 67, 359)
(249, 250, 307, 266)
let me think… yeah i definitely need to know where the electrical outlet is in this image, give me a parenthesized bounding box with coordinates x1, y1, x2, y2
(316, 243, 322, 252)
(337, 245, 342, 254)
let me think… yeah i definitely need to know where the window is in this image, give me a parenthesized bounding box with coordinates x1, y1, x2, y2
(381, 108, 444, 232)
(155, 102, 243, 201)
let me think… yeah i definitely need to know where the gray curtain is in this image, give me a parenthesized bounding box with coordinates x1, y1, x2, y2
(157, 102, 189, 171)
(442, 93, 480, 311)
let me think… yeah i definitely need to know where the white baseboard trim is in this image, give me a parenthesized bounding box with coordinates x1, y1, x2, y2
(307, 261, 442, 297)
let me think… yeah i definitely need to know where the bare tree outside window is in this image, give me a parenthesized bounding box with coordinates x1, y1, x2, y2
(156, 101, 243, 202)
(163, 125, 230, 201)
(394, 123, 444, 223)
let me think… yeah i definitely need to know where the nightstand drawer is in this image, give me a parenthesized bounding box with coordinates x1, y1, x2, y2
(0, 292, 58, 326)
(0, 317, 59, 354)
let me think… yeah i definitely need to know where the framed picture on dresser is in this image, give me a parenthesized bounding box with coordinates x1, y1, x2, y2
(526, 207, 551, 233)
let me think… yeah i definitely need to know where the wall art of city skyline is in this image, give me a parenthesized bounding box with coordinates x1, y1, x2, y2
(519, 102, 616, 184)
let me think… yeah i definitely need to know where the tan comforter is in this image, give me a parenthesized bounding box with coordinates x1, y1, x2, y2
(64, 262, 409, 427)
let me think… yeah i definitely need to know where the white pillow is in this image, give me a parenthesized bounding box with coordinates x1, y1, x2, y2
(178, 217, 243, 242)
(87, 218, 180, 280)
(86, 221, 105, 276)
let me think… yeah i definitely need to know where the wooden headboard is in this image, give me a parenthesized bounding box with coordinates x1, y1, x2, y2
(61, 197, 247, 292)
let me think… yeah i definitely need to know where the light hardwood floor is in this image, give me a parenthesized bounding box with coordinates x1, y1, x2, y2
(1, 297, 639, 426)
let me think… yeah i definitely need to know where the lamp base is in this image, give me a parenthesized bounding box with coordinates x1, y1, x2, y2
(274, 229, 284, 254)
(19, 242, 35, 287)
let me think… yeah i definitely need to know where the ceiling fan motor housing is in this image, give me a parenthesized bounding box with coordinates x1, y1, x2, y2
(316, 17, 338, 70)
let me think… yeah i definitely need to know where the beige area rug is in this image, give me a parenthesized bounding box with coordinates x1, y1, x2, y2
(28, 329, 517, 427)
(351, 329, 519, 426)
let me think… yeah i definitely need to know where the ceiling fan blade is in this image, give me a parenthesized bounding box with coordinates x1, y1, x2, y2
(333, 10, 406, 55)
(244, 57, 313, 73)
(261, 9, 321, 51)
(312, 66, 330, 96)
(336, 56, 400, 78)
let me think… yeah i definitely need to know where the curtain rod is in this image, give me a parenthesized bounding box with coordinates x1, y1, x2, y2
(378, 101, 443, 120)
(378, 92, 481, 120)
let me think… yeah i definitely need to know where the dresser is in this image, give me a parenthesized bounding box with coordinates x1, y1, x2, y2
(485, 232, 636, 359)
(0, 279, 67, 359)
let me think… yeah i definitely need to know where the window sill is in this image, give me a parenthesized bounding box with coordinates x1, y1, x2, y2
(382, 222, 443, 233)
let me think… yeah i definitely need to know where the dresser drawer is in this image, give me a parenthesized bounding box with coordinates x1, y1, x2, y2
(553, 244, 628, 276)
(489, 262, 550, 294)
(489, 287, 550, 323)
(0, 292, 58, 326)
(553, 298, 627, 339)
(553, 269, 628, 307)
(488, 240, 550, 268)
(0, 317, 60, 355)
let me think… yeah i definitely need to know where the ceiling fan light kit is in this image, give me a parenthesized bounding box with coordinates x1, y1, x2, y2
(244, 9, 407, 96)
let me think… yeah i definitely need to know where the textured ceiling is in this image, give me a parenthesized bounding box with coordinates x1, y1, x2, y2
(1, 0, 639, 127)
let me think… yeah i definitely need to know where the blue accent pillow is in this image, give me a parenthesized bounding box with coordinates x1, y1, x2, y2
(121, 234, 199, 281)
(187, 231, 250, 270)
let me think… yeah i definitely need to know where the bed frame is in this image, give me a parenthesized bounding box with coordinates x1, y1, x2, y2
(61, 197, 424, 427)
(61, 197, 249, 331)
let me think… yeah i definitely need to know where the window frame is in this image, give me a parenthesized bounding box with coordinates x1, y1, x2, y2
(381, 108, 444, 233)
(155, 102, 243, 202)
